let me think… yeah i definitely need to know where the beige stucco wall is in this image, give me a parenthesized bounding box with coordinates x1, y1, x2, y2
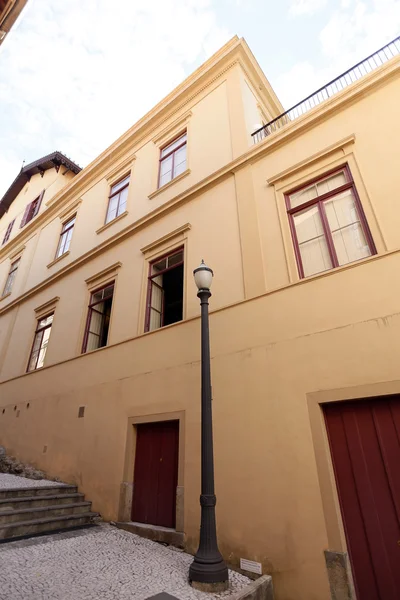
(2, 250, 400, 600)
(1, 40, 400, 600)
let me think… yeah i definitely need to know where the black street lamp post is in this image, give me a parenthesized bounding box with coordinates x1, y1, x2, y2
(189, 260, 229, 592)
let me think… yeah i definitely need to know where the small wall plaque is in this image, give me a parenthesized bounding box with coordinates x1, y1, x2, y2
(240, 558, 262, 574)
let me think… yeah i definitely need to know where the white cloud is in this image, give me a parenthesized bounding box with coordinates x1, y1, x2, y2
(276, 0, 400, 108)
(0, 0, 231, 197)
(289, 0, 327, 16)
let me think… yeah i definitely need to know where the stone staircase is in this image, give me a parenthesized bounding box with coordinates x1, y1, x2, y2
(0, 484, 99, 541)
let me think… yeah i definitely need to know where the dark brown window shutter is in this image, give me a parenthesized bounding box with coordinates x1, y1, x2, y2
(32, 189, 45, 218)
(20, 203, 32, 228)
(2, 219, 15, 244)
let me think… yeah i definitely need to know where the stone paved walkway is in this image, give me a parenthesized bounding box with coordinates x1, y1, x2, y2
(0, 474, 64, 489)
(0, 524, 250, 600)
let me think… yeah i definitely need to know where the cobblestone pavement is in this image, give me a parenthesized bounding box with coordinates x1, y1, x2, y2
(0, 474, 64, 489)
(0, 524, 250, 600)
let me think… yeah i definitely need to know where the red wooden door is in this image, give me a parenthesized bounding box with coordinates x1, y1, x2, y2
(131, 420, 179, 528)
(325, 397, 400, 600)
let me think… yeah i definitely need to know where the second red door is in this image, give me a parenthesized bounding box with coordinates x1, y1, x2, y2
(131, 420, 179, 528)
(325, 397, 400, 599)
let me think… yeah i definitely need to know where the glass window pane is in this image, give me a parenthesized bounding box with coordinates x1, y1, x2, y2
(293, 206, 332, 276)
(289, 184, 318, 208)
(173, 146, 187, 177)
(111, 175, 130, 194)
(149, 308, 162, 331)
(324, 189, 358, 230)
(103, 284, 114, 299)
(57, 232, 68, 257)
(293, 205, 324, 244)
(36, 327, 51, 369)
(89, 307, 104, 336)
(317, 172, 346, 196)
(324, 191, 371, 265)
(28, 332, 43, 371)
(151, 279, 163, 311)
(64, 229, 73, 252)
(86, 332, 101, 352)
(117, 187, 128, 215)
(159, 155, 173, 187)
(38, 314, 53, 328)
(91, 285, 113, 304)
(62, 216, 76, 232)
(161, 134, 186, 157)
(289, 171, 347, 209)
(152, 258, 167, 275)
(168, 251, 183, 267)
(106, 196, 119, 223)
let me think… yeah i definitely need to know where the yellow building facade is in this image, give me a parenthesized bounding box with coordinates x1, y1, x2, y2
(1, 36, 400, 600)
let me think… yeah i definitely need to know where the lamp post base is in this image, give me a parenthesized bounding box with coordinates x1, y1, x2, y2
(190, 580, 229, 593)
(189, 553, 229, 590)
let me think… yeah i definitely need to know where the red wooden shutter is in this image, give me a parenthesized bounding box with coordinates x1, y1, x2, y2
(20, 203, 32, 228)
(2, 219, 15, 244)
(32, 189, 45, 218)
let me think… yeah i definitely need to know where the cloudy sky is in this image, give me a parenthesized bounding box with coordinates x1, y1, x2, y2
(0, 0, 399, 196)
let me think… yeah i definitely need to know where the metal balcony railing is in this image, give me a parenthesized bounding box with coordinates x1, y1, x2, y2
(252, 35, 400, 144)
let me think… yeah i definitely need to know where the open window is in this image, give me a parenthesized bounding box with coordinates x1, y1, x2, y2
(82, 282, 114, 352)
(2, 258, 20, 297)
(27, 313, 54, 372)
(145, 249, 184, 332)
(20, 190, 45, 228)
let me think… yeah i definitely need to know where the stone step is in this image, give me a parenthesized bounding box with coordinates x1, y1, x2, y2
(0, 493, 85, 511)
(0, 485, 77, 500)
(0, 512, 99, 541)
(0, 502, 92, 525)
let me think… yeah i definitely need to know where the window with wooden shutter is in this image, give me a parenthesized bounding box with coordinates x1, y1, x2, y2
(20, 204, 31, 228)
(2, 219, 15, 245)
(20, 189, 45, 228)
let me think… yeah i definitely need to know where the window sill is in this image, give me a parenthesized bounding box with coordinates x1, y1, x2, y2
(96, 211, 128, 234)
(149, 169, 191, 200)
(47, 251, 70, 269)
(0, 292, 11, 302)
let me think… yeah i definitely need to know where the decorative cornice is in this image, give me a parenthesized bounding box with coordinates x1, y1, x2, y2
(267, 135, 356, 185)
(34, 296, 60, 315)
(85, 262, 122, 287)
(152, 111, 192, 145)
(106, 156, 136, 183)
(140, 224, 191, 255)
(9, 245, 25, 260)
(58, 199, 82, 219)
